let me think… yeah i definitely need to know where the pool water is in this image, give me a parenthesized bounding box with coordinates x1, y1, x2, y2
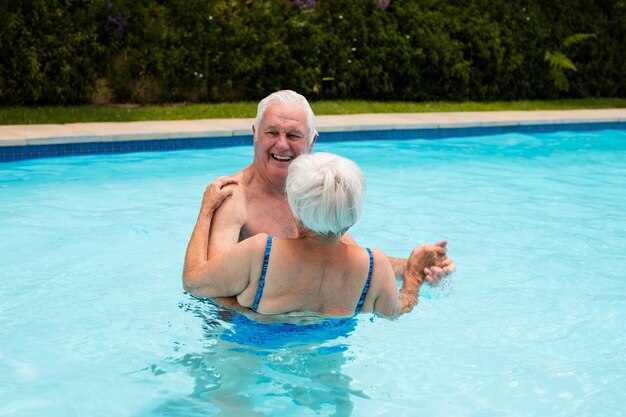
(1, 130, 625, 417)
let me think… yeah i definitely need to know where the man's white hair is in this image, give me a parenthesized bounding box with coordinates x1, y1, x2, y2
(286, 152, 365, 237)
(254, 90, 317, 146)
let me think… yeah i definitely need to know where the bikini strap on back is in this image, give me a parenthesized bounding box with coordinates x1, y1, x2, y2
(251, 235, 273, 312)
(355, 247, 374, 314)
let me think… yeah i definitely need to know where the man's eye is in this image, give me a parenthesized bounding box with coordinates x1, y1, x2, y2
(266, 131, 278, 137)
(288, 134, 304, 140)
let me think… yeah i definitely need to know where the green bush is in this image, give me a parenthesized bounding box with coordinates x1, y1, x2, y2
(1, 0, 624, 105)
(0, 0, 104, 105)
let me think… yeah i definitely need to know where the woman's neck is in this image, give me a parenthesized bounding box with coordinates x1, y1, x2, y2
(296, 225, 341, 246)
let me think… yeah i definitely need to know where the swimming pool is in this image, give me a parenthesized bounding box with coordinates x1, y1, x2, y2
(1, 129, 625, 416)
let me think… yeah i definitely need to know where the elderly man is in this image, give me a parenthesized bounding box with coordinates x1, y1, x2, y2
(183, 90, 454, 298)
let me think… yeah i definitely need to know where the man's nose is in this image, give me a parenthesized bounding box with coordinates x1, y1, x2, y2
(275, 133, 289, 147)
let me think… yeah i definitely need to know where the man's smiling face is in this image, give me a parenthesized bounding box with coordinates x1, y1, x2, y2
(253, 102, 311, 183)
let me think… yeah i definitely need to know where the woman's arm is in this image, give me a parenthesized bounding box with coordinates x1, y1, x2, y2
(183, 234, 265, 299)
(206, 174, 248, 261)
(182, 177, 259, 298)
(372, 244, 447, 318)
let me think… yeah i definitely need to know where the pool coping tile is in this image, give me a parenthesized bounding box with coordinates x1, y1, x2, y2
(1, 109, 625, 162)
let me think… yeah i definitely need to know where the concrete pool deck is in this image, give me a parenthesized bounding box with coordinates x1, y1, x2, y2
(1, 109, 626, 147)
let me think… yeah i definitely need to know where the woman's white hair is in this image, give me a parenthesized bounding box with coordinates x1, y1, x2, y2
(287, 152, 366, 237)
(255, 90, 317, 146)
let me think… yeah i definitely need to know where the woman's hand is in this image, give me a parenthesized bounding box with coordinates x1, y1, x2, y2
(406, 241, 453, 285)
(200, 176, 240, 217)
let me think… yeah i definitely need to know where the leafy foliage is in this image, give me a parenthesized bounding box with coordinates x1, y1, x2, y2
(0, 0, 105, 105)
(545, 33, 597, 92)
(1, 0, 624, 105)
(563, 33, 597, 48)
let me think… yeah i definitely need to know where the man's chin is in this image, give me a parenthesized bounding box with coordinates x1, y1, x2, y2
(267, 162, 291, 178)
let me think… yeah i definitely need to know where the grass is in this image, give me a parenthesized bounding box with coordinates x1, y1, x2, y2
(1, 98, 625, 125)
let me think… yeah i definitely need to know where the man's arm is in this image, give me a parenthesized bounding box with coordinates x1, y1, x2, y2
(342, 232, 455, 283)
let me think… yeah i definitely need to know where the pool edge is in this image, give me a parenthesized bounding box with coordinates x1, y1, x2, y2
(2, 110, 626, 162)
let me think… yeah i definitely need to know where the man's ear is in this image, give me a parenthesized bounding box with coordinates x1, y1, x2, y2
(252, 124, 256, 142)
(308, 133, 317, 153)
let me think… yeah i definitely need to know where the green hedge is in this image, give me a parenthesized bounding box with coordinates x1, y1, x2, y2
(1, 0, 624, 105)
(0, 0, 105, 105)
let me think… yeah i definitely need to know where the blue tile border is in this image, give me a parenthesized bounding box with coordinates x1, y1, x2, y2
(1, 121, 625, 163)
(317, 121, 626, 142)
(0, 135, 254, 163)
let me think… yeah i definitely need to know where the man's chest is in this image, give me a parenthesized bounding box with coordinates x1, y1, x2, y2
(242, 196, 298, 239)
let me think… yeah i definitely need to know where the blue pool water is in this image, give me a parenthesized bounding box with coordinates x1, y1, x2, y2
(1, 129, 625, 416)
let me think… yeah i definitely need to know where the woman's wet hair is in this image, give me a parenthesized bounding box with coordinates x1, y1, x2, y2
(286, 152, 365, 237)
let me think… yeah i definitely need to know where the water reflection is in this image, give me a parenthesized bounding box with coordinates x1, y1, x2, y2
(150, 298, 367, 417)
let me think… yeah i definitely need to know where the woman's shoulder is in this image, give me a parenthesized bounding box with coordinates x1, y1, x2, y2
(243, 232, 271, 248)
(362, 246, 389, 265)
(365, 247, 395, 281)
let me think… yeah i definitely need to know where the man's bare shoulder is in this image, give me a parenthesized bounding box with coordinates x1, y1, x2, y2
(213, 170, 248, 227)
(231, 169, 247, 182)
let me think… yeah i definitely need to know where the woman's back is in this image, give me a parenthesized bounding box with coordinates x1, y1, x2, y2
(236, 234, 381, 318)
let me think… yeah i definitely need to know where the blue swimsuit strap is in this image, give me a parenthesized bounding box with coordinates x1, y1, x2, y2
(355, 247, 374, 314)
(251, 235, 273, 313)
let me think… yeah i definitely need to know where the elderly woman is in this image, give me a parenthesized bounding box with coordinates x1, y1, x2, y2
(183, 152, 447, 319)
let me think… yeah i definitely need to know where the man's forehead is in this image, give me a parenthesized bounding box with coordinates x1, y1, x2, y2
(262, 104, 308, 128)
